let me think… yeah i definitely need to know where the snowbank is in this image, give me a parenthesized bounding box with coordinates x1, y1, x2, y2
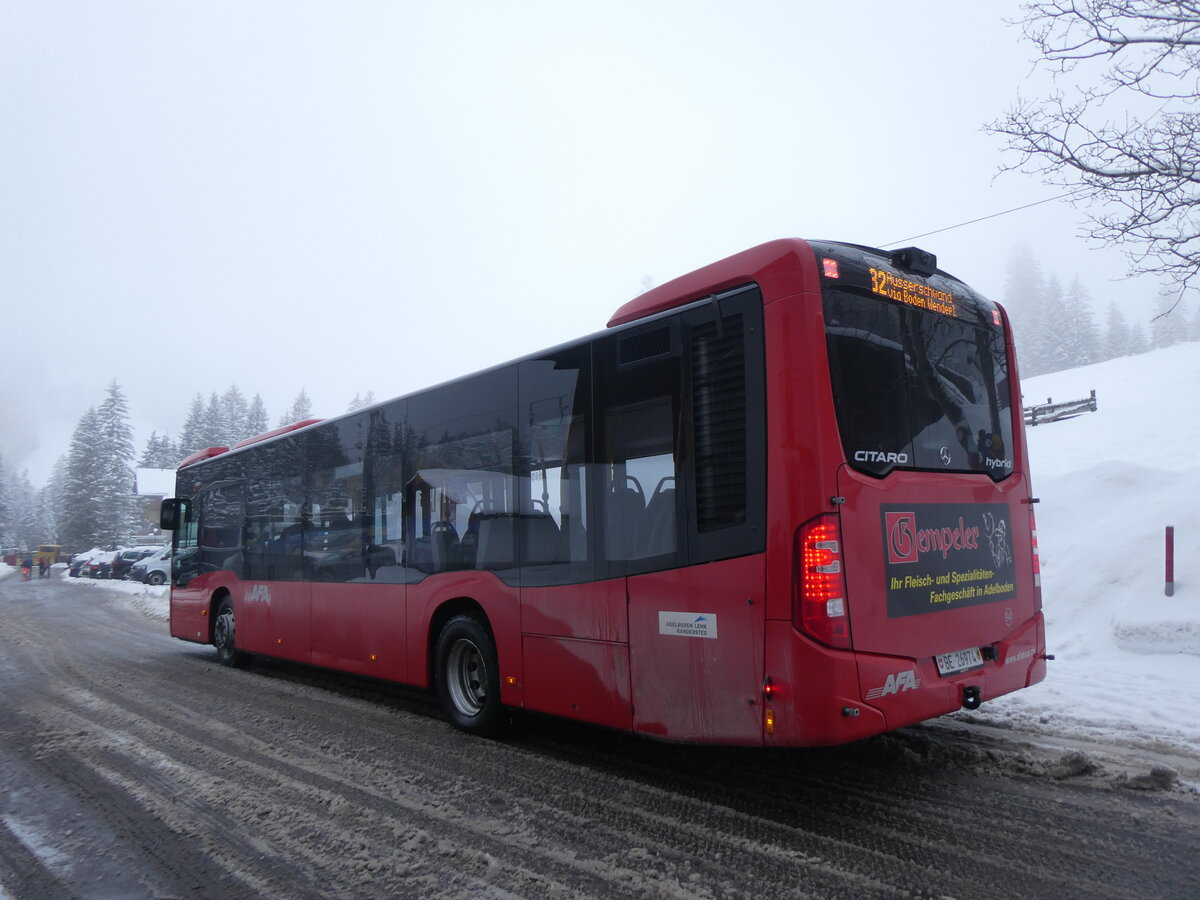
(966, 342, 1200, 751)
(58, 570, 170, 622)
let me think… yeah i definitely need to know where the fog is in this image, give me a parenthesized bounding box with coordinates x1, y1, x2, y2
(0, 1, 1166, 486)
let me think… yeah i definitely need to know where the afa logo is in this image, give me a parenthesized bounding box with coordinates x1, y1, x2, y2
(865, 669, 921, 699)
(246, 584, 271, 605)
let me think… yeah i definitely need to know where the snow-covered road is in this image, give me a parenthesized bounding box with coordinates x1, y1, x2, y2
(2, 574, 1197, 899)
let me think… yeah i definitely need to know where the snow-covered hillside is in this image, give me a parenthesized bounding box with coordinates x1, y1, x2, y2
(974, 341, 1200, 750)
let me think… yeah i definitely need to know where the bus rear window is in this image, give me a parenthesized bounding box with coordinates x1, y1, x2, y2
(823, 288, 1013, 480)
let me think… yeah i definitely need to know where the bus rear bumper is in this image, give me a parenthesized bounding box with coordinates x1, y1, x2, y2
(762, 613, 1046, 747)
(853, 611, 1047, 733)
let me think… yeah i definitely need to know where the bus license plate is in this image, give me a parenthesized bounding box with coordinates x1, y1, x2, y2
(935, 647, 984, 676)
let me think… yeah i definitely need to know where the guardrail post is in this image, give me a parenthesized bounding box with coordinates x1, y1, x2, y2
(1165, 526, 1175, 597)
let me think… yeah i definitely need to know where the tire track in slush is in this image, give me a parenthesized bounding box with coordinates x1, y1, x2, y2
(2, 579, 1197, 899)
(41, 655, 1185, 900)
(32, 667, 715, 897)
(25, 697, 574, 898)
(44, 675, 872, 899)
(16, 602, 907, 897)
(52, 669, 922, 897)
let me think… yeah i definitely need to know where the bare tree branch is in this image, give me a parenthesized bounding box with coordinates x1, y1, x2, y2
(989, 2, 1200, 292)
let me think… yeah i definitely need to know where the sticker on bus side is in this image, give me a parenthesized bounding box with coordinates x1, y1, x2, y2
(881, 503, 1017, 618)
(658, 612, 719, 639)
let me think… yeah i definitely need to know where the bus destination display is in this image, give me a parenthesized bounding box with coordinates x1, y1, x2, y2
(868, 267, 957, 318)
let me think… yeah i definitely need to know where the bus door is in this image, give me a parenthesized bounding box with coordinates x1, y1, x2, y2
(607, 301, 767, 744)
(516, 350, 633, 730)
(238, 473, 312, 663)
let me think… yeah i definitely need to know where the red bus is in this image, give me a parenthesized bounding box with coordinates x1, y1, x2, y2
(161, 238, 1046, 746)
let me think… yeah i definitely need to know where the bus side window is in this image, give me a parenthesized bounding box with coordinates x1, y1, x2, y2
(199, 482, 245, 579)
(598, 321, 684, 574)
(365, 402, 408, 583)
(518, 347, 595, 586)
(407, 368, 518, 579)
(681, 288, 766, 564)
(242, 434, 307, 582)
(307, 416, 368, 584)
(173, 499, 199, 587)
(604, 404, 678, 563)
(245, 475, 305, 582)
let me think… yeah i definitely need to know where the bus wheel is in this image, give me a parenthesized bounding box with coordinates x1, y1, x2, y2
(435, 614, 504, 736)
(213, 598, 251, 669)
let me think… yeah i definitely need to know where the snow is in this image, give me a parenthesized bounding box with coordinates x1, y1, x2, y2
(964, 341, 1200, 752)
(4, 342, 1198, 757)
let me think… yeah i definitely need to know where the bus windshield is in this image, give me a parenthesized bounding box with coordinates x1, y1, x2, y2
(823, 287, 1014, 480)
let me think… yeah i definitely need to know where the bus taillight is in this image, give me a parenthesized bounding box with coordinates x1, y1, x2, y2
(794, 515, 852, 649)
(1029, 506, 1042, 610)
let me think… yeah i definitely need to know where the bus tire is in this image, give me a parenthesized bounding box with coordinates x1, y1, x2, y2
(435, 614, 504, 736)
(213, 598, 252, 669)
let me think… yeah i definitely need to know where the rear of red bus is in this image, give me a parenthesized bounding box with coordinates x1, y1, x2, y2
(761, 240, 1046, 746)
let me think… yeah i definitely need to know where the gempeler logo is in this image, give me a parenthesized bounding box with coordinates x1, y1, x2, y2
(885, 509, 982, 564)
(886, 511, 918, 564)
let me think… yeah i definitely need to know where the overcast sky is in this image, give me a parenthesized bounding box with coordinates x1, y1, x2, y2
(0, 1, 1168, 487)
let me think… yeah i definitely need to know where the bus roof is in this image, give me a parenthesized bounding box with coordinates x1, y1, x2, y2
(607, 238, 818, 327)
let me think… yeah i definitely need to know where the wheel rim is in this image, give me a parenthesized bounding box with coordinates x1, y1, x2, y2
(214, 608, 235, 654)
(446, 637, 488, 716)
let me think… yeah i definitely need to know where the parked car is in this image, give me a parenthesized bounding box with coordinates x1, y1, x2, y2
(85, 549, 123, 579)
(129, 546, 172, 585)
(69, 547, 104, 577)
(112, 546, 162, 580)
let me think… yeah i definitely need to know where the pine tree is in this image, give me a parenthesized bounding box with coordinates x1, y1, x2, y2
(246, 394, 269, 437)
(41, 457, 67, 544)
(59, 407, 106, 550)
(1060, 277, 1099, 368)
(0, 450, 10, 546)
(96, 381, 138, 544)
(1129, 321, 1150, 355)
(1150, 288, 1181, 349)
(1028, 275, 1068, 375)
(222, 384, 249, 443)
(139, 432, 180, 469)
(11, 470, 43, 549)
(279, 389, 313, 426)
(179, 395, 206, 457)
(202, 392, 226, 448)
(139, 432, 162, 468)
(347, 391, 377, 413)
(1102, 303, 1131, 361)
(1002, 248, 1047, 376)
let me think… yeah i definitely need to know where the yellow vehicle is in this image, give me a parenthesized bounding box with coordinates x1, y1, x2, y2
(35, 545, 63, 567)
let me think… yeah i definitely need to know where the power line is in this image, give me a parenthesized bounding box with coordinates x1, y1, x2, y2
(881, 189, 1086, 248)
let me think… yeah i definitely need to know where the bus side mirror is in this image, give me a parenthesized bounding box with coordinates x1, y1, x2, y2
(160, 498, 187, 531)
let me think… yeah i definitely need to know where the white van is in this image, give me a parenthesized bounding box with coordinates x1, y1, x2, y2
(130, 545, 172, 585)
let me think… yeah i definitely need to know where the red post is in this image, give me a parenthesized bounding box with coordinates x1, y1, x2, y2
(1165, 526, 1175, 597)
